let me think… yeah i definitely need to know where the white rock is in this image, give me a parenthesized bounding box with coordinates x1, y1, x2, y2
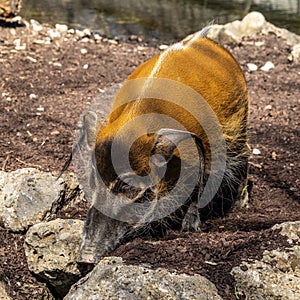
(55, 24, 68, 33)
(52, 62, 62, 68)
(291, 43, 300, 61)
(247, 63, 258, 72)
(24, 219, 84, 297)
(0, 169, 82, 232)
(80, 37, 90, 43)
(93, 33, 102, 41)
(29, 93, 37, 99)
(108, 39, 118, 45)
(264, 104, 272, 110)
(75, 30, 85, 38)
(232, 221, 300, 300)
(260, 61, 275, 72)
(13, 38, 21, 46)
(65, 257, 222, 300)
(50, 130, 60, 136)
(83, 28, 91, 36)
(272, 221, 300, 244)
(83, 64, 89, 69)
(80, 48, 88, 55)
(159, 44, 169, 50)
(48, 29, 61, 40)
(30, 19, 43, 32)
(253, 148, 261, 155)
(232, 246, 300, 299)
(137, 46, 147, 51)
(255, 41, 265, 47)
(240, 11, 266, 35)
(26, 56, 37, 63)
(14, 38, 26, 51)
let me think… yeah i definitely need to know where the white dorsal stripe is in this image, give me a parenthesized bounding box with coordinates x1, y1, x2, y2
(185, 25, 212, 47)
(150, 25, 212, 79)
(138, 25, 212, 98)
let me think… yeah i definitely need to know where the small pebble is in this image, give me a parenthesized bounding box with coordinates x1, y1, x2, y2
(52, 62, 62, 68)
(48, 29, 61, 40)
(29, 94, 37, 100)
(75, 30, 85, 38)
(247, 63, 258, 72)
(159, 44, 169, 51)
(94, 34, 102, 41)
(264, 104, 272, 110)
(108, 39, 118, 45)
(83, 64, 89, 69)
(254, 41, 265, 46)
(129, 35, 138, 41)
(253, 148, 261, 155)
(80, 48, 88, 55)
(137, 46, 147, 51)
(80, 37, 90, 43)
(30, 20, 43, 32)
(50, 130, 60, 136)
(26, 56, 37, 63)
(83, 28, 91, 36)
(55, 24, 68, 33)
(261, 61, 275, 72)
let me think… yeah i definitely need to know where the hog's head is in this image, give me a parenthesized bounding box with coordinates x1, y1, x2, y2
(77, 108, 205, 264)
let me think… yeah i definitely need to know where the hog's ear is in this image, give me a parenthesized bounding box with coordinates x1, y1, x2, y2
(151, 128, 204, 167)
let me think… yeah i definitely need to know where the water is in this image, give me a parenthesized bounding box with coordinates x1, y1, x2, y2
(21, 0, 300, 42)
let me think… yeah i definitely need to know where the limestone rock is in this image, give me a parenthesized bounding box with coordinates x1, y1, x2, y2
(24, 218, 84, 297)
(232, 246, 300, 300)
(239, 11, 266, 36)
(208, 11, 300, 46)
(272, 221, 300, 244)
(0, 168, 83, 232)
(232, 221, 300, 299)
(290, 43, 300, 62)
(65, 256, 222, 300)
(262, 22, 300, 46)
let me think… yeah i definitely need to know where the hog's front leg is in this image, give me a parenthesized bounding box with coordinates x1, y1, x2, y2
(181, 201, 201, 232)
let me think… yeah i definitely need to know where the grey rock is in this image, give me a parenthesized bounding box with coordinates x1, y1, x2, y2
(208, 11, 300, 46)
(232, 221, 300, 300)
(290, 43, 300, 62)
(64, 256, 222, 300)
(24, 218, 84, 297)
(272, 221, 300, 244)
(262, 22, 300, 46)
(0, 168, 83, 232)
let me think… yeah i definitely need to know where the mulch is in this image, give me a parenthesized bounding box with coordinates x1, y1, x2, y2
(0, 21, 299, 300)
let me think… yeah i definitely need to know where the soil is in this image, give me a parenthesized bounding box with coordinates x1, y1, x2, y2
(0, 21, 299, 300)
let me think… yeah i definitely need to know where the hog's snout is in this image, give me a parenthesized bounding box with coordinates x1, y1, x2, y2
(78, 206, 132, 264)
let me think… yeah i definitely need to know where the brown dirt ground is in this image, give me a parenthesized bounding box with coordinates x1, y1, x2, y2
(0, 21, 299, 300)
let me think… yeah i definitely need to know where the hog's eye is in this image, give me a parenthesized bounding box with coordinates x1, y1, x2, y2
(119, 182, 132, 194)
(113, 177, 142, 199)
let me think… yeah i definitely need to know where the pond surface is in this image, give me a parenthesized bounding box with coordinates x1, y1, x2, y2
(21, 0, 300, 42)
